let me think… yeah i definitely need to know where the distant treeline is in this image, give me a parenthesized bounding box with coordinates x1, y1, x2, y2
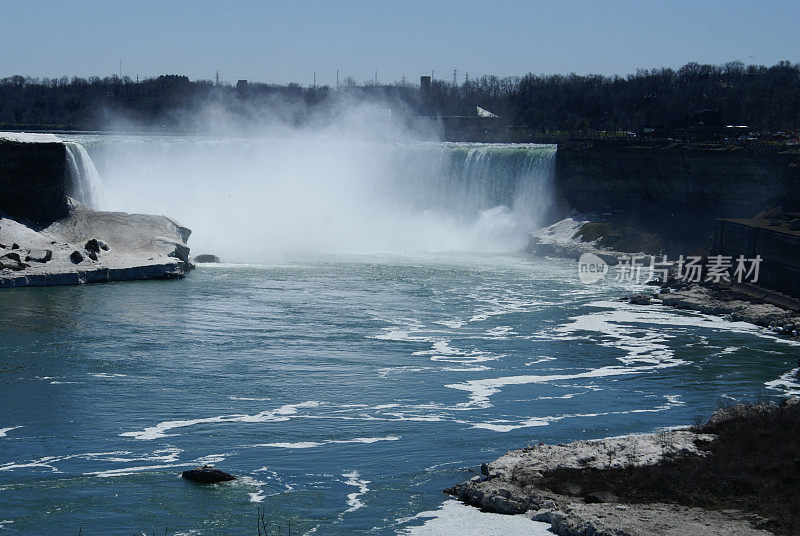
(1, 61, 799, 135)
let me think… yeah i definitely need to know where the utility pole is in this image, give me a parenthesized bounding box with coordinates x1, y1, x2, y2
(374, 70, 378, 85)
(216, 70, 219, 85)
(453, 69, 457, 86)
(313, 72, 316, 87)
(336, 69, 339, 89)
(119, 56, 122, 79)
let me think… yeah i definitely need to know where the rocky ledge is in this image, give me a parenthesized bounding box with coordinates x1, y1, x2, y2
(0, 132, 192, 288)
(653, 280, 800, 337)
(0, 203, 192, 288)
(447, 400, 800, 535)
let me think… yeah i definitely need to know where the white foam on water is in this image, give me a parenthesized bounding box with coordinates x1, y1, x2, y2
(468, 295, 533, 323)
(0, 426, 22, 438)
(82, 447, 182, 464)
(482, 326, 516, 339)
(341, 471, 370, 515)
(88, 373, 127, 379)
(396, 500, 552, 535)
(470, 419, 551, 432)
(233, 476, 269, 503)
(440, 365, 491, 372)
(525, 357, 557, 366)
(766, 368, 800, 395)
(414, 340, 502, 365)
(0, 447, 185, 477)
(257, 441, 323, 449)
(0, 520, 13, 530)
(466, 394, 685, 432)
(378, 366, 434, 378)
(87, 463, 185, 478)
(254, 436, 400, 449)
(249, 490, 266, 503)
(252, 467, 295, 492)
(433, 319, 466, 329)
(346, 435, 400, 444)
(0, 456, 62, 473)
(574, 300, 800, 347)
(194, 453, 228, 465)
(445, 364, 676, 409)
(557, 300, 800, 399)
(119, 401, 322, 440)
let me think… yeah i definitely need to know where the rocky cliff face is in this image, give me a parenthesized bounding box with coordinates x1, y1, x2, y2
(0, 138, 70, 225)
(555, 141, 793, 218)
(552, 141, 800, 253)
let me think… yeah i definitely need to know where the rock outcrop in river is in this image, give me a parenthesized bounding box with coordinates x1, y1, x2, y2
(0, 133, 192, 287)
(447, 399, 800, 536)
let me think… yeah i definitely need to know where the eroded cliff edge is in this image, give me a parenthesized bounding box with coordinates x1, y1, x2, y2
(0, 133, 192, 287)
(551, 140, 800, 254)
(447, 400, 800, 536)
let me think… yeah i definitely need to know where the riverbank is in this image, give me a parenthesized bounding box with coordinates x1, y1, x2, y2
(655, 280, 800, 335)
(527, 214, 800, 338)
(447, 399, 800, 535)
(0, 204, 192, 288)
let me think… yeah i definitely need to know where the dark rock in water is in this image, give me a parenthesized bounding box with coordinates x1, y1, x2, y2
(193, 253, 220, 264)
(645, 278, 663, 286)
(181, 465, 235, 484)
(25, 249, 52, 263)
(87, 250, 98, 261)
(11, 243, 19, 250)
(629, 294, 652, 305)
(480, 462, 490, 477)
(1, 252, 21, 262)
(69, 250, 84, 264)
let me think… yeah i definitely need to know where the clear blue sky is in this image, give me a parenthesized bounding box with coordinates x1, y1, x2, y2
(2, 0, 798, 86)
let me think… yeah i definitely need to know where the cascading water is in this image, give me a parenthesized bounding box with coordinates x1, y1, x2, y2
(375, 143, 556, 251)
(65, 135, 555, 260)
(64, 142, 106, 210)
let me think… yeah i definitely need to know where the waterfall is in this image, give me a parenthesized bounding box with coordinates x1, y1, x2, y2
(65, 142, 106, 210)
(85, 136, 555, 259)
(377, 143, 556, 249)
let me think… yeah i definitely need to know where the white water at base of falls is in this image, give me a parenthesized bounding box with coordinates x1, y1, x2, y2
(65, 142, 106, 210)
(63, 136, 556, 261)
